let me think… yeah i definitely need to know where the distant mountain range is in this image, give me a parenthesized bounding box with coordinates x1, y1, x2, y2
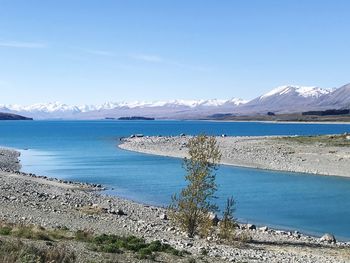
(1, 83, 350, 120)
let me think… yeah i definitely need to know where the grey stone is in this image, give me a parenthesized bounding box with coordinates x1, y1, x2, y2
(320, 233, 336, 243)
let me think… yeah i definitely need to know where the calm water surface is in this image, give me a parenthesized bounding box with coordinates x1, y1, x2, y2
(0, 120, 350, 239)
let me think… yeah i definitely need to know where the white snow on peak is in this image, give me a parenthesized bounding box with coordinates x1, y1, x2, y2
(260, 85, 332, 100)
(227, 98, 248, 105)
(0, 98, 246, 113)
(1, 102, 81, 113)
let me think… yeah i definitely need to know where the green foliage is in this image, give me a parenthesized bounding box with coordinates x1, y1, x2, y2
(170, 135, 222, 237)
(219, 196, 237, 241)
(89, 234, 184, 259)
(0, 221, 184, 261)
(0, 226, 12, 235)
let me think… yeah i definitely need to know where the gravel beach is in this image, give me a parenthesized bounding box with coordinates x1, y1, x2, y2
(119, 135, 350, 177)
(0, 147, 349, 262)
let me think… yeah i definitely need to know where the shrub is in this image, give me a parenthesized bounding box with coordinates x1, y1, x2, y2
(219, 196, 237, 241)
(170, 135, 221, 238)
(89, 234, 184, 259)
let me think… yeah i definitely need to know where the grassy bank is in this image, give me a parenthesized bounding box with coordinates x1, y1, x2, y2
(0, 221, 191, 263)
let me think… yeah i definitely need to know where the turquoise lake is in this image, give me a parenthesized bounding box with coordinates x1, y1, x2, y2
(0, 120, 350, 239)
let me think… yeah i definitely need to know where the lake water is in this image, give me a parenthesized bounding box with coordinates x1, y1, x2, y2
(0, 120, 350, 239)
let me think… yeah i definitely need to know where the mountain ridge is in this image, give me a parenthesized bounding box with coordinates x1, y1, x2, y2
(1, 84, 349, 119)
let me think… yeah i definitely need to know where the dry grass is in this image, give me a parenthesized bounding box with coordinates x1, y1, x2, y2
(0, 238, 76, 263)
(0, 221, 73, 241)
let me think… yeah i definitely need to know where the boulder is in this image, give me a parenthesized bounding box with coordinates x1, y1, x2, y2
(116, 209, 126, 216)
(259, 226, 268, 232)
(320, 233, 336, 243)
(247, 224, 256, 230)
(209, 213, 220, 226)
(159, 213, 168, 220)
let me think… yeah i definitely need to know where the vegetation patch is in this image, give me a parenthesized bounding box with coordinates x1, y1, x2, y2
(74, 229, 94, 242)
(0, 221, 186, 261)
(88, 234, 187, 259)
(0, 239, 76, 263)
(0, 221, 72, 241)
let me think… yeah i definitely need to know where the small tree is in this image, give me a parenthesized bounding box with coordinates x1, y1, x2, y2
(170, 135, 221, 237)
(219, 196, 236, 240)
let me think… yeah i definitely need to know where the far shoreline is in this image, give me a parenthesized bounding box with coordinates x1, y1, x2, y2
(5, 118, 350, 125)
(119, 134, 350, 178)
(118, 145, 350, 181)
(185, 118, 350, 125)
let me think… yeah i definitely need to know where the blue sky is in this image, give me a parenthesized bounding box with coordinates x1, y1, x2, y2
(0, 0, 349, 104)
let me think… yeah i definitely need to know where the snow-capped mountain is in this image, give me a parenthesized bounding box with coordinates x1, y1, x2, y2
(237, 85, 334, 114)
(316, 83, 350, 109)
(259, 85, 332, 100)
(0, 98, 247, 119)
(1, 84, 350, 119)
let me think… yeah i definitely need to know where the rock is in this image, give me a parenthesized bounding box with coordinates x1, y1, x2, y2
(259, 226, 268, 232)
(247, 224, 256, 230)
(209, 213, 220, 226)
(108, 208, 116, 214)
(167, 227, 175, 231)
(320, 233, 336, 243)
(159, 213, 168, 220)
(116, 209, 126, 216)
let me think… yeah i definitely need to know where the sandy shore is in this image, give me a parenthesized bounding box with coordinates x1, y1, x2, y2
(119, 135, 350, 177)
(0, 148, 349, 262)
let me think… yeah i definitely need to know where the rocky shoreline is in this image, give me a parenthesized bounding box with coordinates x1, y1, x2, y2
(0, 148, 349, 262)
(119, 134, 350, 177)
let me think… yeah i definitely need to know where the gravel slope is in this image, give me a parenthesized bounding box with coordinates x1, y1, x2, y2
(119, 135, 350, 177)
